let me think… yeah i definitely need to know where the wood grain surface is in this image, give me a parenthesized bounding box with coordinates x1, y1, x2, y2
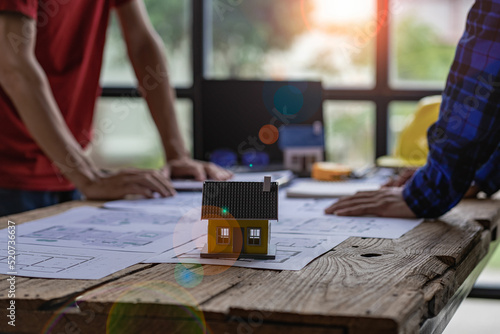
(0, 198, 499, 334)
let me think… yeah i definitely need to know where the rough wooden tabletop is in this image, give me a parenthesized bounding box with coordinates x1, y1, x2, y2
(1, 198, 499, 334)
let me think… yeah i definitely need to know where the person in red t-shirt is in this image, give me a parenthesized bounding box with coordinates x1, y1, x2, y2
(0, 0, 231, 216)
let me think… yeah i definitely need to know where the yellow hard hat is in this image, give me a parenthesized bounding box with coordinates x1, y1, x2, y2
(377, 95, 441, 168)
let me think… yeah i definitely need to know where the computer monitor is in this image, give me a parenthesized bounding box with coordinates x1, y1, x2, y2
(200, 80, 323, 164)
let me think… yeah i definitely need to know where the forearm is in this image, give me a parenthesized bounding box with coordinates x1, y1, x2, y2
(0, 62, 99, 187)
(127, 35, 188, 161)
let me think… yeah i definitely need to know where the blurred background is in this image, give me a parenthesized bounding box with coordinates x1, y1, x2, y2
(88, 1, 500, 330)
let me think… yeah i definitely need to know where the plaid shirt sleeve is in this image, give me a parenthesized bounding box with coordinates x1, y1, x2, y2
(403, 0, 500, 218)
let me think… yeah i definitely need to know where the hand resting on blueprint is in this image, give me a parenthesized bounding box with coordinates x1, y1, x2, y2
(168, 157, 233, 181)
(324, 187, 416, 218)
(81, 168, 176, 200)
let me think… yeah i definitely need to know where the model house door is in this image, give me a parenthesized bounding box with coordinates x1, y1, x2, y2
(233, 227, 244, 254)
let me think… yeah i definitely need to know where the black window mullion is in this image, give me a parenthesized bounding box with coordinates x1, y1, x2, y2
(192, 0, 205, 160)
(374, 0, 391, 158)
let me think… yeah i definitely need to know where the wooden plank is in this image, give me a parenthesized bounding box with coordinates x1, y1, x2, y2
(421, 230, 492, 317)
(420, 238, 500, 334)
(75, 264, 263, 318)
(37, 311, 347, 334)
(0, 264, 154, 311)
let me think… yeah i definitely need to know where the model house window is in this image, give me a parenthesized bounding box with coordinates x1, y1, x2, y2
(217, 227, 230, 245)
(248, 228, 261, 246)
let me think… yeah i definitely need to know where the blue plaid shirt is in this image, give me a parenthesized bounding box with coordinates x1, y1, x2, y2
(403, 0, 500, 218)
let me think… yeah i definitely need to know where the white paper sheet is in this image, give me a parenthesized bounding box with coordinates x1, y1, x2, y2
(143, 233, 348, 271)
(0, 243, 149, 279)
(0, 207, 201, 254)
(286, 180, 382, 198)
(274, 215, 422, 239)
(277, 196, 423, 239)
(104, 192, 203, 212)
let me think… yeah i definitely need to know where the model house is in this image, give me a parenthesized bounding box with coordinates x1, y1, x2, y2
(200, 177, 278, 259)
(278, 122, 325, 174)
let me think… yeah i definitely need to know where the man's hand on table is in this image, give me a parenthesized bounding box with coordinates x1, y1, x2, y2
(78, 158, 232, 201)
(168, 157, 233, 181)
(79, 168, 176, 200)
(324, 187, 417, 218)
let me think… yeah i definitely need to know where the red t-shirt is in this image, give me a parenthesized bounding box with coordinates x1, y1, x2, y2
(0, 0, 132, 191)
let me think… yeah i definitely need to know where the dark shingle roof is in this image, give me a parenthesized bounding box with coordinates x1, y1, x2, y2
(201, 181, 278, 220)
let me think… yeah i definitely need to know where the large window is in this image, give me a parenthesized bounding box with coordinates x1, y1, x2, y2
(100, 0, 192, 87)
(390, 0, 473, 89)
(324, 101, 375, 167)
(89, 98, 193, 169)
(98, 0, 476, 165)
(97, 0, 192, 170)
(207, 0, 376, 88)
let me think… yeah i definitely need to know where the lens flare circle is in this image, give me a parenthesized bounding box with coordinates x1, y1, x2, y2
(259, 124, 279, 145)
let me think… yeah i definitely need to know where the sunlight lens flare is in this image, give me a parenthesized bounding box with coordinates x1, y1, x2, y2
(312, 0, 375, 26)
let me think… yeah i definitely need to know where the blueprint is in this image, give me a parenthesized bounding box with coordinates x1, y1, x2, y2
(0, 206, 205, 279)
(143, 233, 348, 271)
(274, 215, 422, 239)
(276, 196, 422, 239)
(0, 207, 201, 254)
(21, 225, 170, 249)
(73, 209, 185, 226)
(0, 243, 149, 279)
(286, 180, 381, 198)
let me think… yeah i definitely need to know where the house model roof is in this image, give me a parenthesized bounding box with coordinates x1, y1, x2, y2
(201, 181, 278, 220)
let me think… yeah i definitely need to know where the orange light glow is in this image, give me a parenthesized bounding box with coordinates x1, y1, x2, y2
(259, 125, 279, 145)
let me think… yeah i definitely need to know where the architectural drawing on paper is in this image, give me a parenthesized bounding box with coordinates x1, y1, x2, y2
(0, 251, 94, 274)
(74, 211, 182, 226)
(21, 226, 170, 248)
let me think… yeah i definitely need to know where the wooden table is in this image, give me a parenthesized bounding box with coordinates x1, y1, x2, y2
(1, 198, 499, 334)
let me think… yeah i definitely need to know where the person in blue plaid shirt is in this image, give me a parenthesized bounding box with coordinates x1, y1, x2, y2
(326, 0, 500, 218)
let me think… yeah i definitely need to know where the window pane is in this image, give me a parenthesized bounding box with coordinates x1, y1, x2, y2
(323, 101, 375, 167)
(207, 0, 375, 87)
(388, 101, 418, 155)
(390, 0, 474, 89)
(101, 0, 192, 87)
(88, 98, 193, 169)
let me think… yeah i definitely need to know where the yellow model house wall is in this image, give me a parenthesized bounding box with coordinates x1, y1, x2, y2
(207, 220, 269, 254)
